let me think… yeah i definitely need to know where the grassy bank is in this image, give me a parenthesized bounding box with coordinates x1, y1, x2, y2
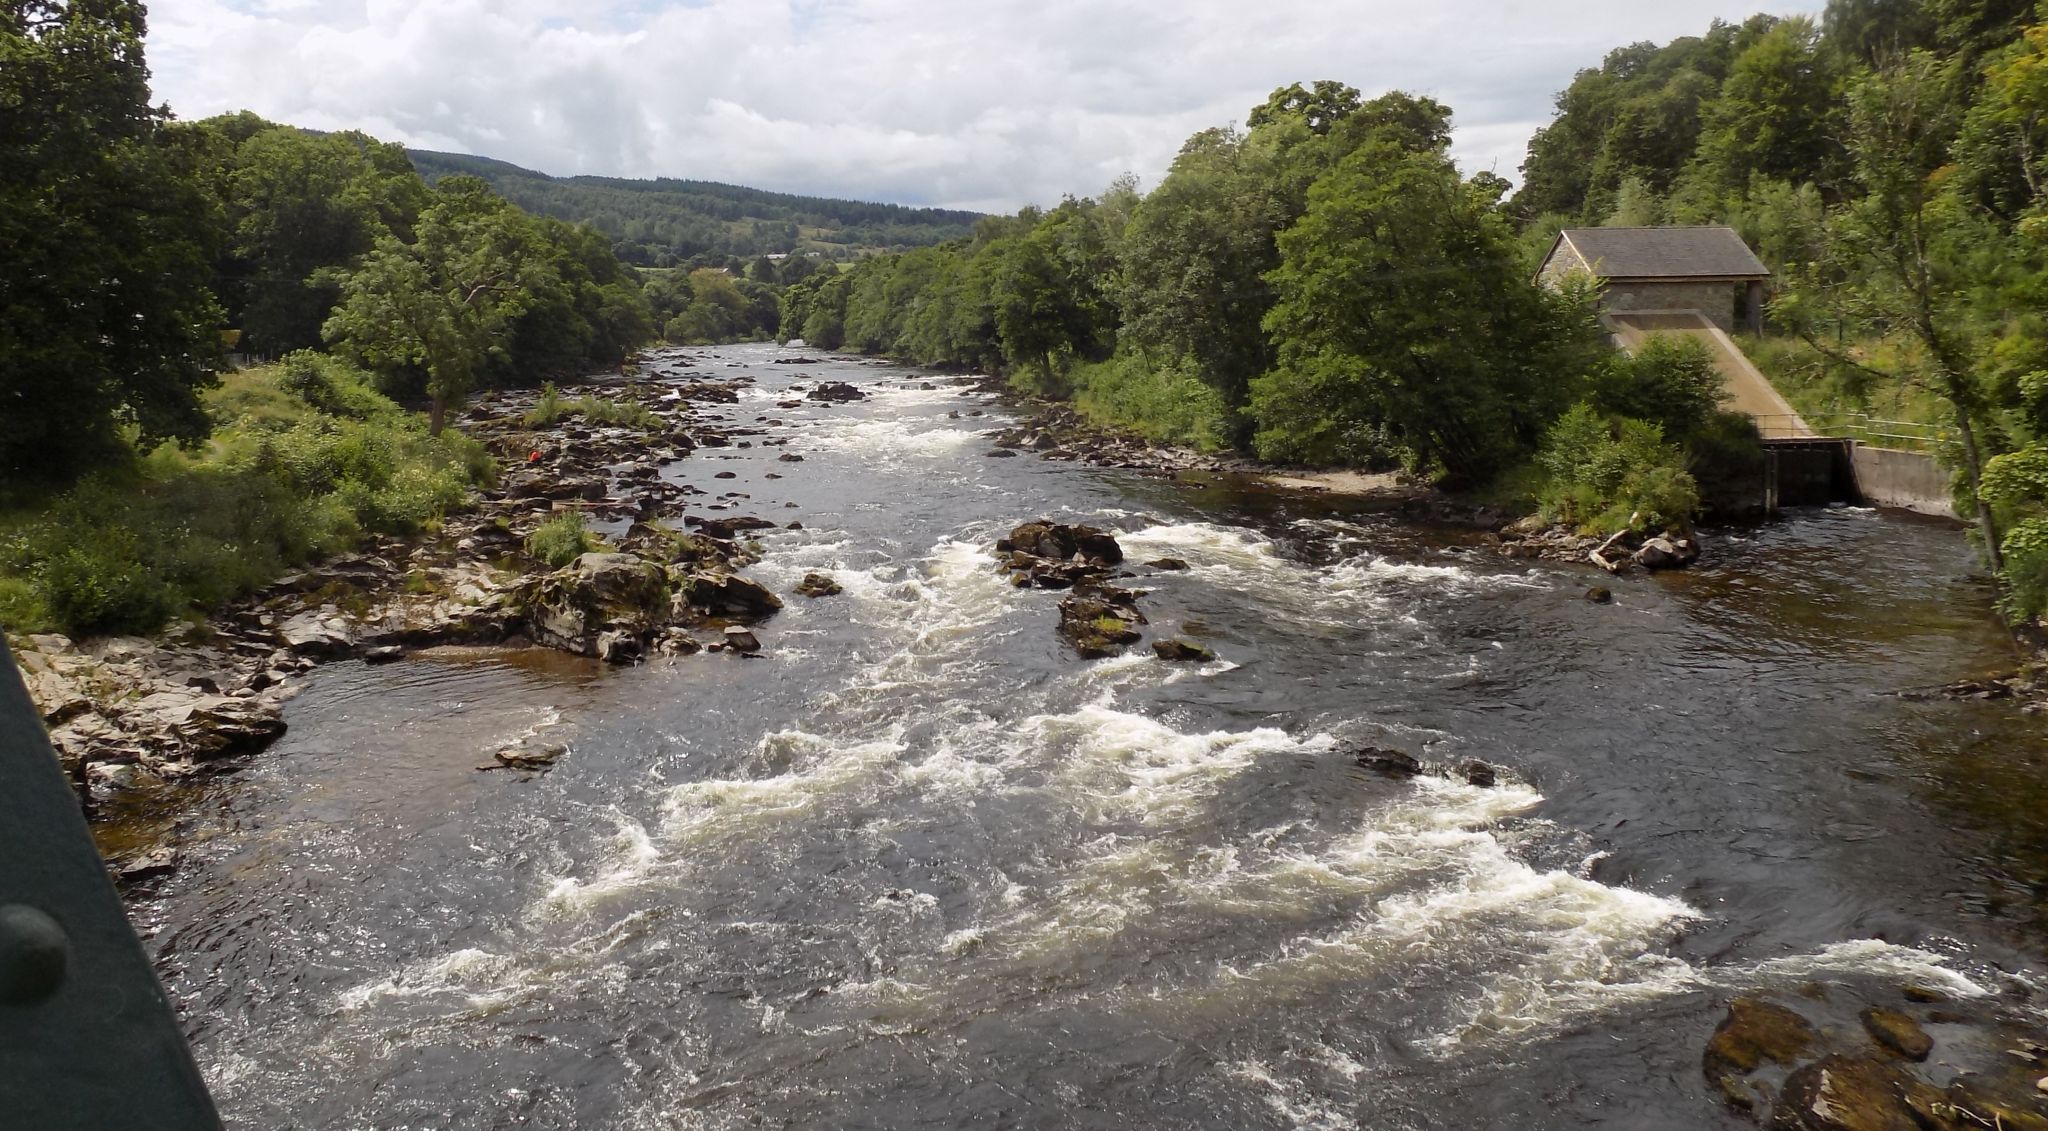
(1742, 334, 1955, 441)
(0, 353, 492, 639)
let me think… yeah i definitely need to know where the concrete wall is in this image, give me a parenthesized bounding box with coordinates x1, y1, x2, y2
(1601, 281, 1740, 331)
(1851, 445, 1957, 519)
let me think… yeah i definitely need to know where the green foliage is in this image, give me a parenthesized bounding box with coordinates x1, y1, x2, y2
(525, 383, 567, 426)
(1069, 354, 1232, 451)
(1589, 334, 1727, 439)
(323, 176, 553, 429)
(647, 267, 777, 345)
(1, 0, 224, 484)
(1252, 138, 1607, 482)
(0, 357, 490, 637)
(191, 119, 427, 355)
(1536, 404, 1703, 534)
(525, 512, 597, 569)
(522, 382, 655, 429)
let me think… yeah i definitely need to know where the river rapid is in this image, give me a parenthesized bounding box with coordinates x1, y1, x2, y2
(126, 344, 2048, 1129)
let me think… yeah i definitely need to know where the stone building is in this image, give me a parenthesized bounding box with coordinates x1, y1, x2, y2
(1537, 226, 1771, 333)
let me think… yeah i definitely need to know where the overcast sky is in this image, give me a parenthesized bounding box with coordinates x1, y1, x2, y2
(144, 0, 1827, 213)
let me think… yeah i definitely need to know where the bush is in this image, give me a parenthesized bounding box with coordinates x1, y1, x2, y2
(1070, 354, 1233, 452)
(525, 383, 567, 427)
(1590, 335, 1724, 441)
(1998, 517, 2048, 624)
(526, 512, 597, 568)
(0, 356, 495, 638)
(1536, 403, 1701, 535)
(522, 383, 656, 430)
(572, 396, 658, 429)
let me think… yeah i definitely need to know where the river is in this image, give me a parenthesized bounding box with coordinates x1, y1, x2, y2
(124, 344, 2048, 1129)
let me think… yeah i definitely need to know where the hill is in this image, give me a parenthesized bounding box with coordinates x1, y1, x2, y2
(406, 149, 981, 267)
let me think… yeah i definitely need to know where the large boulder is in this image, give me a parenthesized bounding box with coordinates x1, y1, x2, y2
(277, 610, 356, 657)
(1774, 1056, 1927, 1131)
(999, 520, 1124, 567)
(1859, 1008, 1932, 1062)
(674, 570, 784, 621)
(1636, 535, 1700, 571)
(1057, 583, 1145, 658)
(1152, 637, 1216, 662)
(806, 381, 867, 403)
(521, 552, 670, 656)
(1704, 998, 1819, 1082)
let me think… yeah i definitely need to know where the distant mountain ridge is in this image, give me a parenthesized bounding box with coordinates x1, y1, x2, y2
(407, 148, 981, 267)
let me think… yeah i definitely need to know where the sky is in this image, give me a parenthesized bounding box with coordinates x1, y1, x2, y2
(143, 0, 1829, 214)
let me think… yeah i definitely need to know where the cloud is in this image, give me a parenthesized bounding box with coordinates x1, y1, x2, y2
(144, 0, 1826, 212)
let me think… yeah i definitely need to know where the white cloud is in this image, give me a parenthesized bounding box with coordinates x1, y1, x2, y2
(144, 0, 1827, 211)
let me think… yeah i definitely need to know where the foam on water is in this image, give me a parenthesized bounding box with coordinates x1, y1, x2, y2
(283, 503, 1998, 1127)
(802, 415, 979, 461)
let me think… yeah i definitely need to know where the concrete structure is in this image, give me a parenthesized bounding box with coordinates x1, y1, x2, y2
(1850, 445, 1956, 518)
(1539, 226, 1772, 333)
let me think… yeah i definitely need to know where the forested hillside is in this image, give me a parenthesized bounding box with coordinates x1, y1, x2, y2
(407, 149, 982, 267)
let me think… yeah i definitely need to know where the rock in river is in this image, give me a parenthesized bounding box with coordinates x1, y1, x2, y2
(1860, 1008, 1933, 1062)
(806, 381, 867, 403)
(796, 573, 843, 598)
(1152, 637, 1215, 662)
(1636, 535, 1700, 571)
(675, 571, 784, 621)
(1057, 582, 1146, 658)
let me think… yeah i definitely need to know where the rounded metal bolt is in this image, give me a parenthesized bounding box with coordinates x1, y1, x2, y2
(0, 904, 68, 1005)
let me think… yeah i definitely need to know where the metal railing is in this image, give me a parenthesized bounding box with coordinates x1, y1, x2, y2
(1749, 412, 1948, 453)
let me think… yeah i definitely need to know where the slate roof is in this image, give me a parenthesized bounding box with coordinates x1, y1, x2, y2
(1550, 226, 1770, 280)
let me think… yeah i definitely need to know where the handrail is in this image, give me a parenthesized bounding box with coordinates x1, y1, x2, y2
(1748, 411, 1947, 453)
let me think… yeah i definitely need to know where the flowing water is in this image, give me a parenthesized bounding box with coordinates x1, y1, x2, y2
(125, 344, 2048, 1129)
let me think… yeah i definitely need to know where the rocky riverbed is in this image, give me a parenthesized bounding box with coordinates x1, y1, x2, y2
(15, 344, 2048, 1129)
(12, 350, 860, 852)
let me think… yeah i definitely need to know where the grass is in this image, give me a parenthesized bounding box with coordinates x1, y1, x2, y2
(1740, 333, 1956, 445)
(523, 382, 660, 430)
(525, 512, 600, 569)
(0, 351, 493, 638)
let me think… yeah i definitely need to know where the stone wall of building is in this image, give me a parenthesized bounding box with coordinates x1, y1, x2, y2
(1600, 280, 1741, 330)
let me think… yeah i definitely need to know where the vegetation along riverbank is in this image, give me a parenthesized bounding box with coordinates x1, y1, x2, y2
(11, 0, 2048, 1126)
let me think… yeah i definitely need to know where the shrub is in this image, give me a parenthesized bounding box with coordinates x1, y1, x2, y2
(572, 396, 658, 430)
(1998, 517, 2048, 624)
(1070, 354, 1232, 452)
(524, 383, 567, 427)
(1590, 335, 1724, 441)
(0, 357, 493, 637)
(1536, 403, 1701, 535)
(526, 512, 597, 568)
(521, 383, 656, 430)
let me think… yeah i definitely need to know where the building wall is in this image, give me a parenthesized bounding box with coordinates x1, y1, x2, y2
(1601, 280, 1740, 330)
(1538, 243, 1590, 288)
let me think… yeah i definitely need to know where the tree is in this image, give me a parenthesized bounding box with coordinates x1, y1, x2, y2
(206, 123, 428, 355)
(1250, 140, 1605, 480)
(1823, 0, 1937, 65)
(0, 0, 223, 483)
(1248, 80, 1363, 135)
(1694, 18, 1842, 194)
(323, 176, 550, 432)
(1776, 53, 2007, 569)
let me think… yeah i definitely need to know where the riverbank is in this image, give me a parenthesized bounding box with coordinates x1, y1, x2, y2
(10, 348, 824, 863)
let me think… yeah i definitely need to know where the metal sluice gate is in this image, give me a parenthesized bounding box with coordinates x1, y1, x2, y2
(0, 637, 223, 1128)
